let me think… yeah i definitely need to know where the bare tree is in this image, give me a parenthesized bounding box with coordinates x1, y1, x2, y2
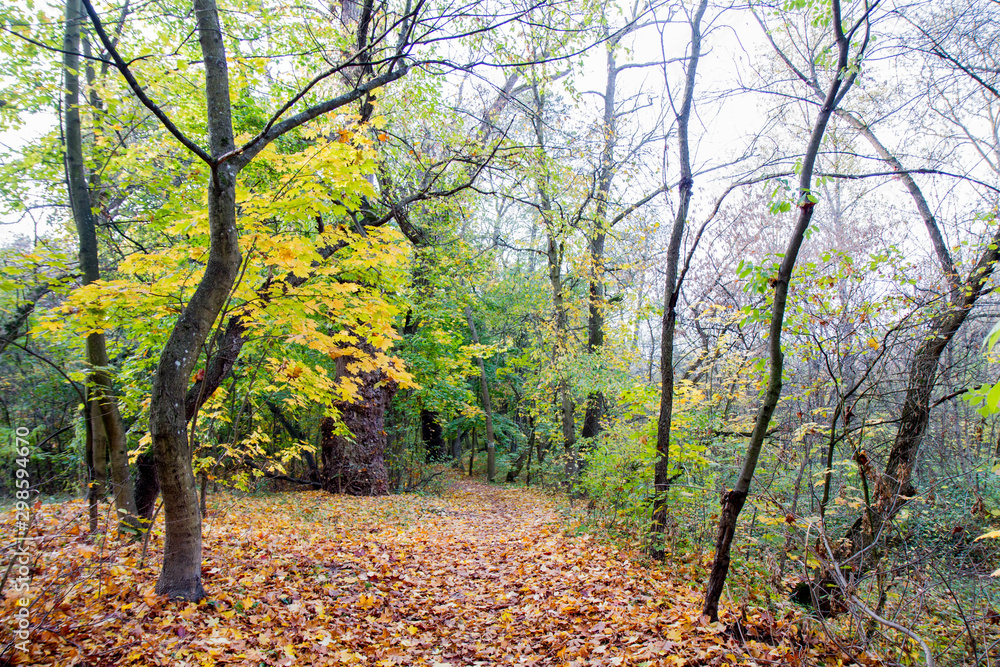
(702, 0, 874, 621)
(650, 0, 708, 556)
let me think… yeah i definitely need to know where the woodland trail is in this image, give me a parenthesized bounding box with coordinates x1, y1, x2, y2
(350, 478, 715, 666)
(4, 477, 875, 666)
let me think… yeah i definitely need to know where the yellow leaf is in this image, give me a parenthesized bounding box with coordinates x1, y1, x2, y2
(976, 530, 1000, 541)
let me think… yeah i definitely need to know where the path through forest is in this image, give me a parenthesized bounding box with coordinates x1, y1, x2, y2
(5, 477, 877, 666)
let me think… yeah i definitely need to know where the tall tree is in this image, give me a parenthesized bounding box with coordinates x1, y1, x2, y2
(764, 0, 1000, 575)
(62, 0, 139, 532)
(649, 0, 708, 556)
(81, 0, 409, 598)
(465, 305, 497, 481)
(701, 0, 873, 621)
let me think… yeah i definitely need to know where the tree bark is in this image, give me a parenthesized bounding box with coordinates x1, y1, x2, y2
(421, 410, 447, 462)
(320, 341, 396, 495)
(63, 0, 139, 532)
(650, 0, 707, 557)
(265, 399, 320, 483)
(506, 427, 535, 483)
(702, 0, 867, 621)
(581, 31, 620, 443)
(465, 306, 496, 481)
(766, 10, 1000, 572)
(147, 0, 241, 599)
(134, 449, 159, 520)
(530, 81, 576, 478)
(0, 282, 50, 360)
(81, 0, 408, 598)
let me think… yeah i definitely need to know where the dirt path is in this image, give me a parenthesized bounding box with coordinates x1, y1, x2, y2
(308, 479, 774, 666)
(364, 479, 703, 665)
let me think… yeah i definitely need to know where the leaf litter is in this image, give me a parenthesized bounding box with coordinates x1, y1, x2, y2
(1, 477, 883, 666)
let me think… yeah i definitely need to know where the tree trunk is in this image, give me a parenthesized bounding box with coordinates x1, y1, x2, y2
(88, 395, 108, 499)
(702, 0, 866, 620)
(84, 394, 98, 532)
(529, 80, 577, 479)
(465, 306, 496, 481)
(506, 428, 535, 483)
(421, 410, 447, 462)
(81, 0, 407, 598)
(134, 449, 159, 520)
(0, 282, 50, 360)
(63, 0, 138, 532)
(266, 399, 320, 483)
(766, 12, 999, 585)
(582, 33, 619, 444)
(650, 0, 707, 558)
(468, 428, 476, 476)
(147, 0, 241, 600)
(320, 341, 396, 495)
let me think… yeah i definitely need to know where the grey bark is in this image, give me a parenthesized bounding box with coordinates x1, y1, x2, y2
(465, 306, 496, 482)
(143, 0, 241, 600)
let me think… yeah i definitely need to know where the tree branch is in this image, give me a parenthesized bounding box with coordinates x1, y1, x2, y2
(79, 0, 212, 164)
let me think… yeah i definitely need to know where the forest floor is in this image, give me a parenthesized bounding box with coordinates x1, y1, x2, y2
(2, 475, 884, 666)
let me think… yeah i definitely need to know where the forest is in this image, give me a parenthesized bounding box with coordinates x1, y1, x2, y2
(1, 0, 999, 664)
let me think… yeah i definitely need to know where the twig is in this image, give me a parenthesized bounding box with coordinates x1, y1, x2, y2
(816, 522, 935, 666)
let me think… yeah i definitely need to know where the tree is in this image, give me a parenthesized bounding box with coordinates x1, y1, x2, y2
(650, 0, 708, 556)
(62, 0, 139, 533)
(79, 0, 410, 599)
(465, 305, 497, 481)
(581, 1, 667, 443)
(701, 0, 874, 621)
(763, 0, 1000, 580)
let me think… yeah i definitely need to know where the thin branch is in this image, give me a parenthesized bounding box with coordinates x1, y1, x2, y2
(227, 66, 410, 168)
(817, 523, 935, 666)
(79, 0, 212, 164)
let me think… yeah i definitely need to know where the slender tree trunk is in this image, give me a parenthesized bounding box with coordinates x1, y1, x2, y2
(81, 0, 406, 598)
(765, 14, 998, 579)
(650, 0, 707, 557)
(468, 428, 476, 476)
(465, 306, 496, 481)
(0, 283, 50, 360)
(582, 34, 620, 443)
(63, 0, 139, 532)
(703, 0, 866, 620)
(147, 0, 241, 599)
(530, 80, 576, 479)
(524, 431, 534, 485)
(84, 392, 98, 532)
